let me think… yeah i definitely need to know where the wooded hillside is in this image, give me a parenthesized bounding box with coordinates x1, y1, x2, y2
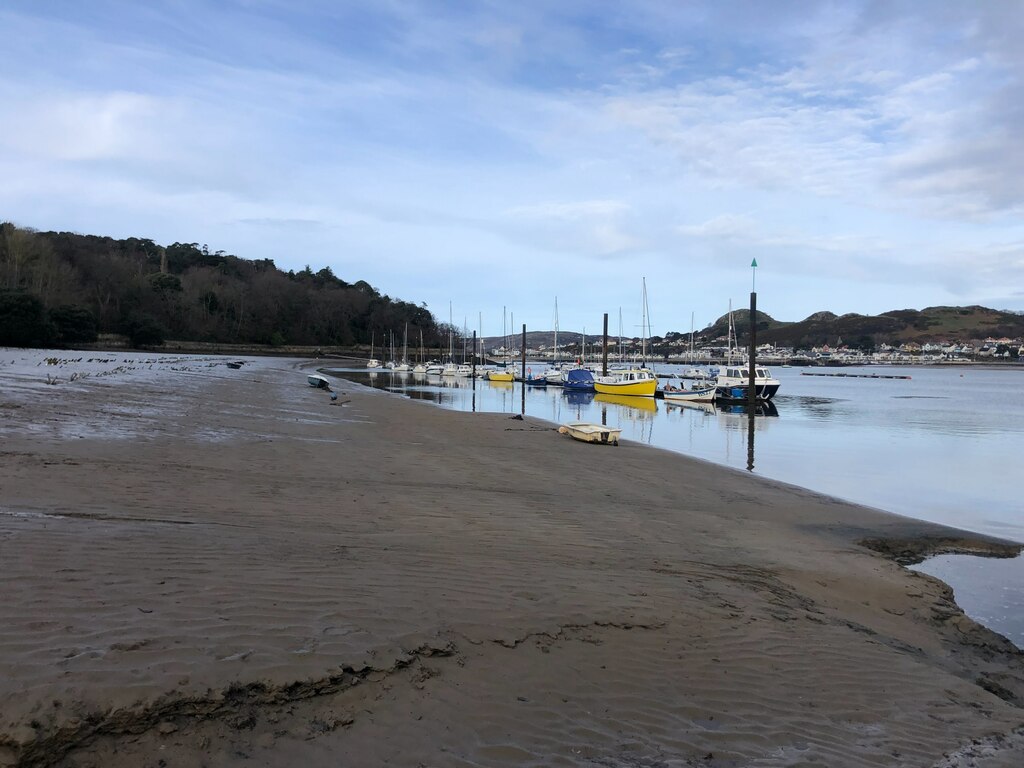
(0, 223, 443, 349)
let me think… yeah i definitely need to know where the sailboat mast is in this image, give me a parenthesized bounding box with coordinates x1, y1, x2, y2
(727, 299, 734, 366)
(690, 312, 694, 363)
(553, 297, 559, 367)
(618, 308, 623, 363)
(641, 277, 648, 366)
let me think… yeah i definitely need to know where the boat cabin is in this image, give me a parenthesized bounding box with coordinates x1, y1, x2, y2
(617, 369, 656, 382)
(723, 367, 771, 380)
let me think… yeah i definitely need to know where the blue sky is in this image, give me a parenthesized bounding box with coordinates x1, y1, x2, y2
(2, 1, 1023, 336)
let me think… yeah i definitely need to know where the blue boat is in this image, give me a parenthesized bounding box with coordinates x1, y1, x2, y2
(562, 368, 596, 392)
(524, 367, 548, 386)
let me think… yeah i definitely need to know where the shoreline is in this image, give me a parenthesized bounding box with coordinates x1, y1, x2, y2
(2, 351, 1023, 766)
(330, 366, 1024, 560)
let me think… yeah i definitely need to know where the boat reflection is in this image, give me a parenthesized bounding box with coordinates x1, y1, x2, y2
(716, 400, 779, 417)
(563, 389, 596, 407)
(662, 399, 716, 416)
(594, 393, 658, 414)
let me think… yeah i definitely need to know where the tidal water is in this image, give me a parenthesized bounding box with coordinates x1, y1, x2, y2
(326, 364, 1024, 646)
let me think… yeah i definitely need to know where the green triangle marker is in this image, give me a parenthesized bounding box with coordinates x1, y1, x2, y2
(751, 258, 758, 267)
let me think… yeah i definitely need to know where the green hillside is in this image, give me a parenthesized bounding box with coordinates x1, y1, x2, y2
(0, 223, 444, 349)
(699, 306, 1024, 349)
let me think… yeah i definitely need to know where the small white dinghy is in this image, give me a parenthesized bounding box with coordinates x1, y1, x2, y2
(558, 421, 621, 446)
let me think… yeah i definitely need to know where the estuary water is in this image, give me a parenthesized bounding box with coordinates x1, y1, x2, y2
(327, 364, 1024, 646)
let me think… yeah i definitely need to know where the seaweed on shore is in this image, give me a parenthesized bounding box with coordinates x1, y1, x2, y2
(859, 536, 1022, 566)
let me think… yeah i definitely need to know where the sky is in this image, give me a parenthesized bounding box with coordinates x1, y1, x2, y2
(2, 1, 1023, 337)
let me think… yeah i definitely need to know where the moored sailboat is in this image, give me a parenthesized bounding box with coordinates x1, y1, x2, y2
(366, 331, 381, 368)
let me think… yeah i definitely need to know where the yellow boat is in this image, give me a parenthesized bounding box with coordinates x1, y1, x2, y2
(593, 368, 658, 397)
(486, 369, 514, 382)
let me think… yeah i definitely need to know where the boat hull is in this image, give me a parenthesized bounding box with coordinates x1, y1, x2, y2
(563, 369, 595, 392)
(662, 385, 717, 403)
(715, 382, 780, 401)
(593, 379, 657, 397)
(558, 421, 621, 446)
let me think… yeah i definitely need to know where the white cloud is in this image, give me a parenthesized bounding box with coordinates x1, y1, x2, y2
(2, 1, 1024, 331)
(2, 91, 160, 161)
(503, 200, 643, 257)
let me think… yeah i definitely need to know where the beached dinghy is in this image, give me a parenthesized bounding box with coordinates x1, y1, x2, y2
(558, 421, 621, 446)
(307, 373, 331, 389)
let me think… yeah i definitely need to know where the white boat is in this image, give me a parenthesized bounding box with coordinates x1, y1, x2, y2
(425, 362, 444, 376)
(412, 330, 428, 373)
(391, 323, 411, 371)
(454, 363, 473, 377)
(715, 364, 781, 401)
(366, 331, 381, 368)
(543, 297, 563, 384)
(558, 421, 621, 446)
(440, 302, 460, 377)
(682, 367, 710, 380)
(661, 376, 717, 402)
(307, 373, 331, 389)
(544, 367, 564, 385)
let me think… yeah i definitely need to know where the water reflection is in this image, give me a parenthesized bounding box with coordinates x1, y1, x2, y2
(662, 400, 716, 416)
(594, 392, 658, 414)
(716, 400, 779, 418)
(563, 390, 595, 407)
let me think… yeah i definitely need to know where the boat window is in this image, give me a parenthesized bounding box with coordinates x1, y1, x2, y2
(757, 369, 768, 377)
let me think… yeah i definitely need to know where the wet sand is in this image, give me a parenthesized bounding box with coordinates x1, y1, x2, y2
(1, 351, 1022, 767)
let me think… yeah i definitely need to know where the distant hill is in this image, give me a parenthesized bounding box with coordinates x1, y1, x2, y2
(493, 306, 1024, 356)
(716, 306, 1024, 349)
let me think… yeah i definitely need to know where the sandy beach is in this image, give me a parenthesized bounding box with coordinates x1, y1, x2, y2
(1, 351, 1022, 767)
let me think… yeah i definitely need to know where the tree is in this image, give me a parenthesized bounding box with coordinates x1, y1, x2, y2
(123, 313, 166, 347)
(50, 305, 98, 344)
(0, 224, 447, 348)
(0, 290, 54, 346)
(148, 272, 183, 294)
(853, 334, 875, 353)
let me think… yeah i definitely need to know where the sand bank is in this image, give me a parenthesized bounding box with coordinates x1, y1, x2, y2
(0, 351, 1022, 767)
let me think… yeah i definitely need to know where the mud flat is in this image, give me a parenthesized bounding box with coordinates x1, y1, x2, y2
(0, 350, 1022, 767)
